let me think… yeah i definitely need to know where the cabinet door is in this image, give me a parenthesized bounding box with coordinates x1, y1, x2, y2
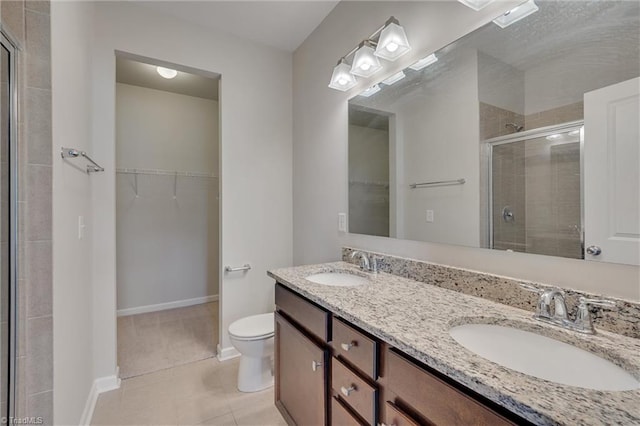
(275, 312, 328, 426)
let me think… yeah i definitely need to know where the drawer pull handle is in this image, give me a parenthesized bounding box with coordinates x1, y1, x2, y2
(311, 360, 322, 372)
(379, 424, 396, 426)
(340, 341, 357, 351)
(340, 385, 356, 397)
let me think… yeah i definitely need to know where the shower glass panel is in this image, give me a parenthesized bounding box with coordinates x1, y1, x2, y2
(0, 33, 16, 421)
(491, 127, 582, 259)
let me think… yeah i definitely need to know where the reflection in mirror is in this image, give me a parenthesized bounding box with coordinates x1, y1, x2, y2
(348, 1, 640, 265)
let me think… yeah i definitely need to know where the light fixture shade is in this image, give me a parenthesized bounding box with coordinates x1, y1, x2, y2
(457, 0, 495, 11)
(382, 71, 406, 86)
(409, 53, 438, 71)
(157, 66, 178, 79)
(374, 22, 411, 61)
(493, 0, 539, 28)
(328, 60, 358, 91)
(359, 84, 381, 97)
(351, 44, 383, 77)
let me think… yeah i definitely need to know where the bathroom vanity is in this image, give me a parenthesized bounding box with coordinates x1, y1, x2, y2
(269, 262, 640, 426)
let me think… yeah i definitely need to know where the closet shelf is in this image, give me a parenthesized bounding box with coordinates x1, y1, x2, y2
(116, 168, 217, 178)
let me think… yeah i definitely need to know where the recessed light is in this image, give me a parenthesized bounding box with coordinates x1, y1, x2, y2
(382, 71, 406, 86)
(457, 0, 495, 11)
(360, 85, 381, 97)
(493, 0, 539, 29)
(409, 54, 438, 71)
(157, 66, 178, 79)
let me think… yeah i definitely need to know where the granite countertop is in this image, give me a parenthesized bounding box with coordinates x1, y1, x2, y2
(268, 261, 640, 426)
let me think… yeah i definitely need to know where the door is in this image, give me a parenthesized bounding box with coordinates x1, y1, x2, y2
(275, 312, 327, 426)
(584, 77, 640, 265)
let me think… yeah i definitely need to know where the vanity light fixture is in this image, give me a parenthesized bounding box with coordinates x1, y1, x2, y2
(382, 71, 406, 86)
(457, 0, 495, 11)
(359, 84, 381, 97)
(328, 16, 411, 91)
(374, 17, 411, 61)
(328, 58, 358, 91)
(493, 0, 539, 28)
(409, 53, 438, 71)
(351, 41, 383, 77)
(157, 66, 178, 79)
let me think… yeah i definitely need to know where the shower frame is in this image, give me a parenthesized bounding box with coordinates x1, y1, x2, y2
(484, 119, 585, 255)
(1, 29, 19, 421)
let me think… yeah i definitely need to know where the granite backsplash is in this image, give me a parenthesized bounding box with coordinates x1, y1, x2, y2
(342, 247, 639, 339)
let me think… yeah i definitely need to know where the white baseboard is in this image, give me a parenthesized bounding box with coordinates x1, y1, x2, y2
(117, 295, 219, 316)
(79, 369, 121, 426)
(217, 343, 240, 361)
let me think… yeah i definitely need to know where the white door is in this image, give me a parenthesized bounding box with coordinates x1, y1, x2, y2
(584, 77, 640, 265)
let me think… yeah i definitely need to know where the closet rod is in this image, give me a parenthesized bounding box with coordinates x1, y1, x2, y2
(116, 168, 217, 178)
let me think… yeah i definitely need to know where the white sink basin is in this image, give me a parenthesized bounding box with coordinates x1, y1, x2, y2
(305, 272, 369, 287)
(449, 324, 639, 391)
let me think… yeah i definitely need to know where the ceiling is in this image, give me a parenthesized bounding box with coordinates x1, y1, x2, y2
(116, 57, 220, 100)
(136, 1, 340, 52)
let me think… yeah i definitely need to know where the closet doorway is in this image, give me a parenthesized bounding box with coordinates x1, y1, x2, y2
(114, 55, 221, 379)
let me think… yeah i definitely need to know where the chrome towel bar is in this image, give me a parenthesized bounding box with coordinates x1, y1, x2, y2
(409, 178, 465, 189)
(224, 264, 251, 273)
(61, 147, 104, 173)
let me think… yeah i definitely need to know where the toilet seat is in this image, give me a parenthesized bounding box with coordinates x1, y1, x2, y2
(229, 312, 274, 341)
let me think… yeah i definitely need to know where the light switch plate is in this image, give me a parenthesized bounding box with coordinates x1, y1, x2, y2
(338, 213, 347, 232)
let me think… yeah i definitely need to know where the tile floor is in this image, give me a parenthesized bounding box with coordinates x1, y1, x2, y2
(118, 303, 218, 378)
(91, 357, 285, 426)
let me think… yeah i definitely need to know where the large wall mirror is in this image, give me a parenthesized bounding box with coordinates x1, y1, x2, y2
(348, 1, 639, 266)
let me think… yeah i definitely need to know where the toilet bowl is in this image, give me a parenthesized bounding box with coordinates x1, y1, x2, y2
(228, 312, 275, 392)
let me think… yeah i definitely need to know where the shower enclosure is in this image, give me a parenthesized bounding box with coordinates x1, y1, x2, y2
(1, 31, 18, 420)
(488, 122, 583, 259)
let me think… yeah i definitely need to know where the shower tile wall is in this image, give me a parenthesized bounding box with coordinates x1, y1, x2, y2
(479, 102, 524, 140)
(1, 1, 53, 423)
(525, 101, 583, 130)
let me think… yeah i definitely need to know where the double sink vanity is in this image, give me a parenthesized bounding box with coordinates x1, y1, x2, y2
(268, 252, 640, 425)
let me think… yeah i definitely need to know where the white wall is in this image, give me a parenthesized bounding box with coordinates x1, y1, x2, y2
(478, 51, 524, 114)
(91, 1, 292, 379)
(51, 1, 95, 423)
(292, 1, 640, 301)
(401, 47, 480, 246)
(116, 83, 218, 174)
(115, 84, 218, 311)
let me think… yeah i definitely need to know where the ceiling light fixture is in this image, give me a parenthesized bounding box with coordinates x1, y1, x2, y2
(374, 17, 411, 61)
(457, 0, 495, 11)
(409, 53, 438, 71)
(157, 66, 178, 79)
(493, 0, 539, 28)
(382, 71, 406, 86)
(328, 59, 358, 91)
(359, 84, 381, 97)
(328, 16, 411, 91)
(351, 41, 383, 77)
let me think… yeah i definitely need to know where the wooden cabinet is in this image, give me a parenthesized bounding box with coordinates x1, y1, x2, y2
(275, 312, 328, 426)
(274, 283, 527, 426)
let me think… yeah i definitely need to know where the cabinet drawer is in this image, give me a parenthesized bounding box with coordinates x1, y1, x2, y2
(332, 317, 378, 379)
(332, 396, 366, 426)
(276, 284, 329, 342)
(332, 358, 377, 425)
(386, 349, 514, 426)
(383, 401, 420, 426)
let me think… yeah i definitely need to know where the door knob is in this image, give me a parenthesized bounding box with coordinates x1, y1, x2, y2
(311, 360, 322, 372)
(586, 245, 602, 255)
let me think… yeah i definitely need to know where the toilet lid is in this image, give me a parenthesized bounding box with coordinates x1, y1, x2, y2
(229, 312, 274, 339)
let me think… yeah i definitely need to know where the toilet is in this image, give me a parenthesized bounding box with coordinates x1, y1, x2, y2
(228, 312, 275, 392)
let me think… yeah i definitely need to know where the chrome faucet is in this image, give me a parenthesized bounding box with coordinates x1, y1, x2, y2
(350, 251, 379, 273)
(521, 284, 615, 334)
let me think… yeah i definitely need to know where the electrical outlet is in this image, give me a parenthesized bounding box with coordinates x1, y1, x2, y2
(426, 210, 434, 223)
(338, 213, 347, 232)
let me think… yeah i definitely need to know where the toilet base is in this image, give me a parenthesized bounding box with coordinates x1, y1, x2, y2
(237, 354, 274, 392)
